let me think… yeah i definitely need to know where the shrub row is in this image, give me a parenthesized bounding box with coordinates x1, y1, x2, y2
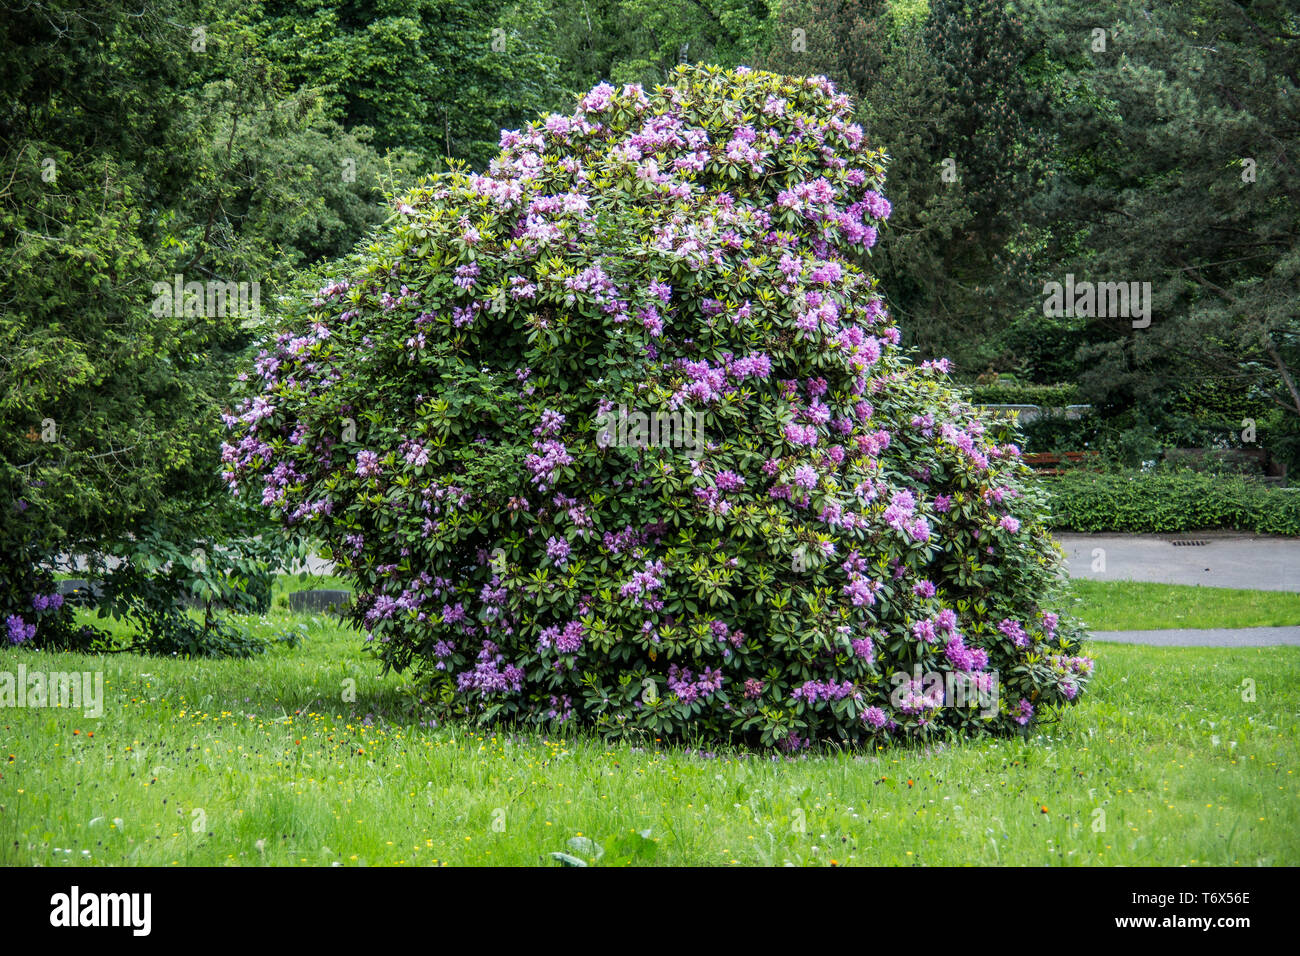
(1046, 470, 1300, 535)
(965, 382, 1083, 408)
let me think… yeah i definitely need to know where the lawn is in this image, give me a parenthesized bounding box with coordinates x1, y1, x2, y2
(1069, 580, 1300, 631)
(2, 582, 1297, 866)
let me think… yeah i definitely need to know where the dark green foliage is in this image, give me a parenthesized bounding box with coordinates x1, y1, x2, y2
(536, 0, 775, 100)
(1018, 0, 1300, 470)
(967, 382, 1082, 407)
(0, 0, 396, 649)
(764, 0, 1049, 368)
(1047, 471, 1300, 535)
(258, 0, 563, 169)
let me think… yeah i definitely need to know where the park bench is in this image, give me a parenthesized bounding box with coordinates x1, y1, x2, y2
(1023, 451, 1099, 475)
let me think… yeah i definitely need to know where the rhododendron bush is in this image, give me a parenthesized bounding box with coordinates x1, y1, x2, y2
(223, 65, 1091, 749)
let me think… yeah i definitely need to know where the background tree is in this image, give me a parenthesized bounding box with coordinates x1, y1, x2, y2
(257, 0, 563, 169)
(1018, 0, 1300, 467)
(0, 0, 409, 646)
(765, 0, 1050, 369)
(530, 0, 775, 100)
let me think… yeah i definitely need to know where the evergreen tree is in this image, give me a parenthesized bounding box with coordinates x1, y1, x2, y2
(258, 0, 563, 168)
(1020, 0, 1299, 465)
(0, 0, 406, 643)
(765, 0, 1049, 368)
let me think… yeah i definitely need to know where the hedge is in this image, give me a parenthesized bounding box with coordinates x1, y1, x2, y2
(965, 383, 1083, 408)
(1046, 470, 1300, 535)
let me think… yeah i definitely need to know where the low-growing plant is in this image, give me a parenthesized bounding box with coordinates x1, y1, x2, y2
(222, 66, 1091, 749)
(0, 503, 91, 651)
(3, 498, 311, 658)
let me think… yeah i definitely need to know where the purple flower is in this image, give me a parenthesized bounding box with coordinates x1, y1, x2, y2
(793, 464, 818, 489)
(453, 262, 481, 289)
(784, 422, 819, 447)
(1015, 698, 1034, 726)
(998, 619, 1029, 648)
(843, 575, 879, 607)
(792, 679, 857, 703)
(715, 470, 745, 492)
(524, 438, 573, 491)
(6, 615, 35, 645)
(944, 635, 973, 671)
(365, 595, 398, 625)
(555, 621, 584, 654)
(355, 450, 382, 478)
(533, 408, 566, 437)
(667, 663, 723, 703)
(580, 82, 616, 113)
(862, 190, 892, 221)
(546, 536, 571, 567)
(851, 636, 875, 663)
(457, 646, 525, 697)
(862, 706, 887, 729)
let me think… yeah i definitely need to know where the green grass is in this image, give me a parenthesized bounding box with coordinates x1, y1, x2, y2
(2, 595, 1297, 866)
(271, 571, 352, 611)
(1069, 580, 1300, 631)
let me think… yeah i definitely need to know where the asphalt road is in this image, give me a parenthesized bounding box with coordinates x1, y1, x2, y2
(1088, 626, 1300, 646)
(1057, 532, 1300, 592)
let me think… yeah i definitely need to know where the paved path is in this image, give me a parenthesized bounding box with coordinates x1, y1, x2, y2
(1089, 626, 1300, 647)
(1057, 532, 1300, 592)
(1057, 533, 1300, 645)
